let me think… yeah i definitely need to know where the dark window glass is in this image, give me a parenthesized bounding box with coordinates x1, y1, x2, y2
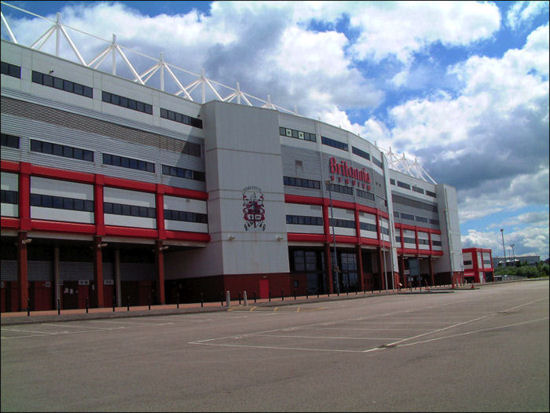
(322, 136, 348, 151)
(120, 157, 129, 168)
(84, 86, 93, 98)
(30, 193, 41, 206)
(31, 70, 42, 83)
(397, 181, 411, 190)
(136, 101, 144, 112)
(372, 156, 383, 168)
(412, 186, 425, 194)
(426, 190, 437, 198)
(63, 80, 74, 92)
(83, 150, 94, 162)
(103, 153, 112, 164)
(160, 107, 203, 128)
(73, 148, 83, 160)
(85, 200, 94, 212)
(1, 133, 20, 149)
(111, 94, 120, 105)
(63, 146, 73, 158)
(103, 202, 113, 214)
(119, 96, 128, 107)
(53, 77, 64, 89)
(128, 99, 137, 110)
(130, 205, 139, 216)
(74, 83, 83, 95)
(42, 195, 52, 208)
(1, 190, 19, 204)
(283, 176, 320, 190)
(122, 205, 131, 216)
(53, 144, 63, 156)
(53, 197, 63, 209)
(102, 91, 110, 102)
(63, 198, 74, 210)
(352, 146, 370, 161)
(112, 203, 122, 215)
(390, 179, 396, 185)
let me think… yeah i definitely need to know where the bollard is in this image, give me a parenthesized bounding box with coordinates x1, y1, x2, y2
(269, 290, 271, 302)
(200, 292, 204, 308)
(27, 298, 30, 317)
(238, 293, 241, 305)
(281, 289, 284, 301)
(346, 288, 349, 296)
(294, 289, 296, 300)
(243, 291, 248, 307)
(317, 290, 319, 299)
(127, 295, 130, 312)
(254, 292, 257, 304)
(177, 292, 180, 309)
(57, 299, 61, 315)
(226, 290, 231, 308)
(85, 297, 89, 313)
(113, 295, 116, 312)
(148, 295, 151, 310)
(221, 293, 224, 307)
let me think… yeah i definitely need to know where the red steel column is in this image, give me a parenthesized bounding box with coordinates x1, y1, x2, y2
(378, 247, 385, 290)
(155, 240, 166, 304)
(94, 175, 105, 236)
(17, 232, 29, 311)
(93, 236, 105, 307)
(400, 254, 407, 288)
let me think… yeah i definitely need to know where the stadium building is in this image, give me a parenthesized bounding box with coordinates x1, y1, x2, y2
(0, 12, 464, 312)
(462, 248, 494, 283)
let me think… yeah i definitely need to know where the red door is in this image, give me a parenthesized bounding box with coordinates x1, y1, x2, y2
(259, 279, 269, 299)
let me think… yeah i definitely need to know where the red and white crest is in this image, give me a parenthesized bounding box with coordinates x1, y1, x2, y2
(242, 186, 266, 231)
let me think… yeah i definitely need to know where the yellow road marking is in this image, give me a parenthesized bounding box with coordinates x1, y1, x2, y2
(273, 307, 279, 312)
(249, 306, 257, 312)
(297, 307, 301, 312)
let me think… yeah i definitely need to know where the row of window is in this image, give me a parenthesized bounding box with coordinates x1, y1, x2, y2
(1, 61, 21, 78)
(103, 202, 155, 218)
(160, 108, 202, 129)
(103, 153, 155, 173)
(279, 127, 317, 142)
(164, 209, 208, 224)
(391, 179, 436, 198)
(32, 71, 93, 98)
(326, 182, 353, 195)
(102, 91, 153, 115)
(30, 193, 94, 212)
(403, 237, 416, 244)
(1, 190, 18, 205)
(394, 211, 434, 224)
(322, 136, 348, 151)
(352, 146, 370, 161)
(283, 176, 321, 189)
(162, 165, 205, 182)
(392, 194, 438, 213)
(356, 189, 375, 201)
(31, 139, 94, 162)
(286, 215, 323, 226)
(329, 218, 355, 228)
(380, 227, 389, 236)
(360, 222, 377, 232)
(1, 133, 19, 149)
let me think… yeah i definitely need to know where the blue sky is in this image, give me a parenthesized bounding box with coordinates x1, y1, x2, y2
(2, 1, 549, 259)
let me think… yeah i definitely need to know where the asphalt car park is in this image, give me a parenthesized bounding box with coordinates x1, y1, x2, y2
(1, 280, 548, 412)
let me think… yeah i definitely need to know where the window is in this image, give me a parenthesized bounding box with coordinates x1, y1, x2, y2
(161, 165, 205, 181)
(390, 179, 396, 185)
(326, 182, 353, 195)
(412, 186, 425, 194)
(164, 209, 208, 223)
(418, 239, 429, 245)
(182, 141, 202, 157)
(430, 219, 440, 225)
(396, 236, 402, 243)
(1, 133, 20, 149)
(286, 215, 323, 226)
(360, 222, 377, 232)
(322, 136, 348, 151)
(464, 260, 473, 266)
(160, 108, 203, 128)
(1, 61, 21, 78)
(432, 240, 442, 247)
(426, 190, 437, 198)
(1, 190, 18, 204)
(393, 211, 399, 218)
(103, 153, 155, 173)
(372, 156, 383, 168)
(329, 218, 355, 228)
(401, 213, 415, 221)
(352, 146, 370, 161)
(103, 91, 152, 114)
(32, 71, 93, 98)
(279, 126, 316, 142)
(415, 216, 428, 223)
(356, 189, 374, 200)
(392, 194, 438, 212)
(31, 139, 94, 162)
(30, 193, 93, 212)
(104, 202, 156, 218)
(397, 181, 411, 190)
(283, 176, 321, 189)
(403, 237, 416, 244)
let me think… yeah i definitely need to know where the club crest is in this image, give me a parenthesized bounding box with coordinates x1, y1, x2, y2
(242, 186, 266, 231)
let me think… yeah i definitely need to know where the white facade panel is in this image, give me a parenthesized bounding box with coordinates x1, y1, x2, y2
(380, 218, 390, 242)
(164, 220, 208, 233)
(103, 187, 155, 206)
(31, 176, 93, 199)
(285, 203, 323, 217)
(164, 196, 207, 214)
(104, 214, 156, 229)
(1, 172, 18, 217)
(31, 207, 94, 224)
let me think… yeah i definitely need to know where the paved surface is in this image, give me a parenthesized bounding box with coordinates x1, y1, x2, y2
(1, 280, 548, 412)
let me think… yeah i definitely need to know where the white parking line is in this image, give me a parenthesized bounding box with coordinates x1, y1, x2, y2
(255, 334, 405, 340)
(87, 319, 174, 326)
(1, 327, 61, 335)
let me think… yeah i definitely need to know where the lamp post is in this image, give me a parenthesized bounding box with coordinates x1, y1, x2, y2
(326, 180, 340, 295)
(510, 243, 515, 265)
(500, 229, 507, 267)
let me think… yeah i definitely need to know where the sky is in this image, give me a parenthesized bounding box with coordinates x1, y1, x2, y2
(2, 1, 549, 260)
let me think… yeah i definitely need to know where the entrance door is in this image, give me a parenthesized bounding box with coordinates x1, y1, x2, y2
(259, 279, 269, 299)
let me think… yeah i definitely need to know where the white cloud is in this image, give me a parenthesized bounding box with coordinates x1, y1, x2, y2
(507, 1, 549, 30)
(347, 1, 501, 63)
